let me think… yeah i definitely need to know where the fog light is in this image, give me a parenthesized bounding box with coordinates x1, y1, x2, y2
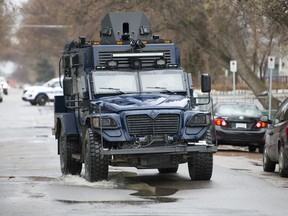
(131, 58, 142, 69)
(155, 58, 167, 68)
(106, 60, 118, 69)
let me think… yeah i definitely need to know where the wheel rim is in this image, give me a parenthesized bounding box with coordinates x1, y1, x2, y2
(37, 95, 47, 105)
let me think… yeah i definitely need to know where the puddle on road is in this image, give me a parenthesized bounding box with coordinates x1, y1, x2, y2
(0, 175, 56, 182)
(35, 135, 49, 138)
(250, 161, 262, 167)
(27, 176, 55, 182)
(108, 171, 178, 197)
(2, 171, 179, 204)
(50, 171, 179, 204)
(230, 168, 251, 171)
(56, 196, 177, 205)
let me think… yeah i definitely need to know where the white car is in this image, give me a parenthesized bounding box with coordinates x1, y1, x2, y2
(0, 85, 2, 102)
(22, 77, 63, 106)
(0, 76, 9, 95)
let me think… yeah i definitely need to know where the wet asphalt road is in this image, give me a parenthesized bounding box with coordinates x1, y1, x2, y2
(0, 88, 288, 216)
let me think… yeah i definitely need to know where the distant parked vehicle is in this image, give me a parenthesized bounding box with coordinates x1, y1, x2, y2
(213, 102, 268, 153)
(0, 85, 3, 102)
(262, 98, 288, 177)
(22, 77, 63, 106)
(0, 76, 9, 95)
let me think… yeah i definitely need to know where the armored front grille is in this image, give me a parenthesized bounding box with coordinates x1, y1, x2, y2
(126, 114, 179, 136)
(98, 50, 172, 69)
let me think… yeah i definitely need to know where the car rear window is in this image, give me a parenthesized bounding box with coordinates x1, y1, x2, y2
(217, 104, 261, 117)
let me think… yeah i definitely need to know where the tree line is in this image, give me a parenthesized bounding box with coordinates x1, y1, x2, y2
(1, 0, 288, 108)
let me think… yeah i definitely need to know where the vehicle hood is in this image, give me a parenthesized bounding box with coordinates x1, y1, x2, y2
(92, 93, 190, 112)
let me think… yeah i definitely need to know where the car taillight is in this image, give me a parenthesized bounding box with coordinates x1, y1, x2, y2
(214, 118, 227, 127)
(286, 126, 288, 138)
(255, 121, 268, 128)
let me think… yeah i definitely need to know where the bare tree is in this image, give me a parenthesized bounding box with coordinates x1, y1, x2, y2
(12, 0, 286, 108)
(0, 0, 16, 59)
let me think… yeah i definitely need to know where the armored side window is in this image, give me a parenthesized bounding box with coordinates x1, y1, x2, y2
(62, 56, 70, 68)
(123, 22, 129, 34)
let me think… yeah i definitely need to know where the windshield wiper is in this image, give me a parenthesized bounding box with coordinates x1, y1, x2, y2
(146, 86, 173, 94)
(100, 87, 124, 94)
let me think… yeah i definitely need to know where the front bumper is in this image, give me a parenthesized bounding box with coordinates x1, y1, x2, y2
(103, 144, 217, 156)
(22, 97, 30, 101)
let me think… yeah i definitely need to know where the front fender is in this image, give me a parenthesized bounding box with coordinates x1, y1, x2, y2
(54, 113, 78, 139)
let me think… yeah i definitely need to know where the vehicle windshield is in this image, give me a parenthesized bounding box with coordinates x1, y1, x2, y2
(216, 104, 261, 117)
(92, 69, 186, 94)
(139, 70, 185, 92)
(42, 79, 61, 88)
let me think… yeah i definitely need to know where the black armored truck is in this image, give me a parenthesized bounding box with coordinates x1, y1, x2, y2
(53, 12, 217, 182)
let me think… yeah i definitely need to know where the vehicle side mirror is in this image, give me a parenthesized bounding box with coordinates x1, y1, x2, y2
(63, 78, 73, 96)
(260, 115, 272, 124)
(201, 74, 211, 93)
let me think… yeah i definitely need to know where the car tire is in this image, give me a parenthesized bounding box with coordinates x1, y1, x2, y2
(279, 145, 288, 177)
(258, 144, 264, 153)
(248, 146, 257, 152)
(84, 128, 109, 182)
(3, 89, 8, 95)
(36, 94, 48, 106)
(59, 129, 82, 175)
(158, 165, 179, 174)
(263, 146, 276, 172)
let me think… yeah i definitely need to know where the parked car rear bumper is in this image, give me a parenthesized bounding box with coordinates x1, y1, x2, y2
(215, 126, 265, 145)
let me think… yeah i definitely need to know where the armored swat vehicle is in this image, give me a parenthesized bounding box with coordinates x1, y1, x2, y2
(53, 12, 216, 182)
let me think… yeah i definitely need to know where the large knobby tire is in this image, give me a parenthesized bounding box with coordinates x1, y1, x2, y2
(188, 130, 213, 180)
(263, 146, 276, 172)
(84, 129, 109, 182)
(59, 129, 82, 175)
(188, 153, 213, 180)
(279, 146, 288, 177)
(158, 165, 179, 174)
(36, 94, 48, 106)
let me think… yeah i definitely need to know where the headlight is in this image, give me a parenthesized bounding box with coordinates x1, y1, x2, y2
(91, 116, 118, 128)
(187, 114, 211, 126)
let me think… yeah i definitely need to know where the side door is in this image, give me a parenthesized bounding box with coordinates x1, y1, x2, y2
(267, 99, 288, 161)
(278, 100, 288, 147)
